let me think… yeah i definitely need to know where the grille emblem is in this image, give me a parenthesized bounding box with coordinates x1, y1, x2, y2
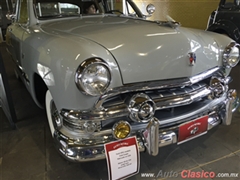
(188, 52, 196, 66)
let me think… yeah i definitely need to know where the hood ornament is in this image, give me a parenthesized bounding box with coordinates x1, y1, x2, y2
(188, 52, 196, 66)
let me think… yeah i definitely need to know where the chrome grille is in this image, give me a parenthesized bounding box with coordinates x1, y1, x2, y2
(102, 81, 210, 110)
(61, 67, 228, 130)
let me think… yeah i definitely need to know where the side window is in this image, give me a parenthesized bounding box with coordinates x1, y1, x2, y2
(18, 0, 28, 24)
(60, 3, 80, 15)
(35, 3, 80, 17)
(36, 3, 60, 17)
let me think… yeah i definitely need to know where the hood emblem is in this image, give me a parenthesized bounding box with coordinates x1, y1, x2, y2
(188, 52, 196, 66)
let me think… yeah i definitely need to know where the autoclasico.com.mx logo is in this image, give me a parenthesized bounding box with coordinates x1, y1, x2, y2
(140, 170, 239, 179)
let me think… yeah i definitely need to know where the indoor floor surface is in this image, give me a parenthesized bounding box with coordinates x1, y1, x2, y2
(0, 42, 240, 180)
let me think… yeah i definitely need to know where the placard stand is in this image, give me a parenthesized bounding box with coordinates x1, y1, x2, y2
(0, 49, 17, 129)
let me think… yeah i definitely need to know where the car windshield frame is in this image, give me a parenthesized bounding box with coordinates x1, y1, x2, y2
(33, 0, 144, 19)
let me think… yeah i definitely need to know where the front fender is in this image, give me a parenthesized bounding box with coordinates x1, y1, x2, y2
(22, 29, 123, 112)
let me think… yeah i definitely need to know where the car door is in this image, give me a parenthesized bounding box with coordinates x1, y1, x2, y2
(6, 0, 28, 68)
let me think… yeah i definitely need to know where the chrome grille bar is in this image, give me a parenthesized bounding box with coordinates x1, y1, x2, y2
(61, 84, 212, 121)
(94, 66, 220, 109)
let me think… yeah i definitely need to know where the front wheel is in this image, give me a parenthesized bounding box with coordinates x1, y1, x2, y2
(45, 90, 62, 137)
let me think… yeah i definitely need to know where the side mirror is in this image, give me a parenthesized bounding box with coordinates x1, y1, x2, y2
(146, 4, 155, 15)
(6, 13, 16, 21)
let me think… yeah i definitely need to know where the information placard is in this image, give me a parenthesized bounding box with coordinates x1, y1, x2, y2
(105, 136, 140, 180)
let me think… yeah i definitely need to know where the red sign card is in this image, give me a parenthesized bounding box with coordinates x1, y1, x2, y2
(104, 136, 140, 180)
(178, 115, 208, 144)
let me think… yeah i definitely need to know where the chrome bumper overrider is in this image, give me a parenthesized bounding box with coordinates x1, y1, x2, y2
(53, 94, 239, 162)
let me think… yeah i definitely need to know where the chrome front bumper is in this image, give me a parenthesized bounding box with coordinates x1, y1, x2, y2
(53, 95, 239, 162)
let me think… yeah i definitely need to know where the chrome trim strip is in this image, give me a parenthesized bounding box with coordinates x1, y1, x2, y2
(154, 86, 211, 110)
(190, 67, 220, 84)
(95, 77, 190, 109)
(158, 97, 224, 125)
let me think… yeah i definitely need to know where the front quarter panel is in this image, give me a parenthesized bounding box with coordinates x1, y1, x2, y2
(21, 26, 123, 111)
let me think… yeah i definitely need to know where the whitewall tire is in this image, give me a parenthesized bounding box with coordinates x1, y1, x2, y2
(45, 90, 61, 137)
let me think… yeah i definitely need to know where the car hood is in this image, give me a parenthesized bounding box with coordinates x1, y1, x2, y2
(41, 16, 222, 84)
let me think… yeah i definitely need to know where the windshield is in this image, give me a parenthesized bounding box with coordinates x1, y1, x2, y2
(34, 0, 144, 18)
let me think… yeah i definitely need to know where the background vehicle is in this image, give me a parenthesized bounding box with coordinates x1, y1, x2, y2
(207, 0, 240, 43)
(0, 0, 14, 41)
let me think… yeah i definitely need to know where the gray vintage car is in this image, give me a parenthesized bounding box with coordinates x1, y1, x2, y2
(5, 0, 240, 162)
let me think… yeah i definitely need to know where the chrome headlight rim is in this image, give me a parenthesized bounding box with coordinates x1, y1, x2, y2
(75, 58, 111, 96)
(223, 42, 240, 68)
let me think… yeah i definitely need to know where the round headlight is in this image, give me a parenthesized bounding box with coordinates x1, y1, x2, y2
(223, 42, 240, 68)
(75, 58, 111, 96)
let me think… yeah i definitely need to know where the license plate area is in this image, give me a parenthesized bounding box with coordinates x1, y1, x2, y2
(178, 115, 209, 144)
